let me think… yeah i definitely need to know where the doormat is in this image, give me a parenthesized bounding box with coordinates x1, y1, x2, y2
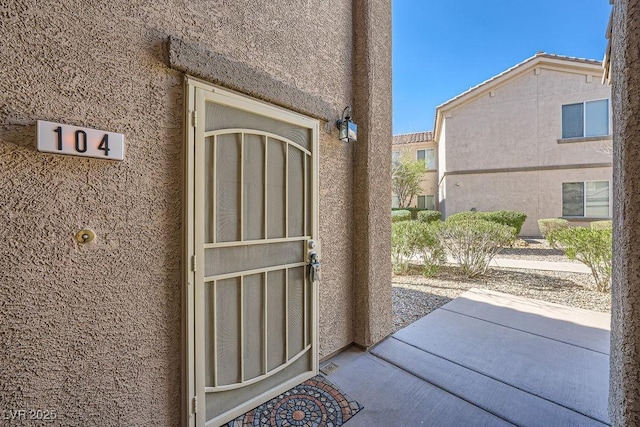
(226, 375, 363, 427)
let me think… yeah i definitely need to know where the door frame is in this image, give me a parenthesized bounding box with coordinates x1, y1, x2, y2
(183, 76, 320, 426)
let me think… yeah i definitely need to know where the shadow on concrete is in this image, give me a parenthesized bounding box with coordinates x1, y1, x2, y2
(325, 288, 611, 426)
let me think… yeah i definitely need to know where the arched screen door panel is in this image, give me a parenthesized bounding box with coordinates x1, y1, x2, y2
(188, 81, 319, 427)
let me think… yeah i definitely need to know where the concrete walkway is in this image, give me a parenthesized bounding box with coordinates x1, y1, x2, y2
(440, 255, 591, 273)
(323, 288, 610, 426)
(490, 257, 591, 273)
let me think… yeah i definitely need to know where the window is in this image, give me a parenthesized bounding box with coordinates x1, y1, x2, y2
(417, 149, 436, 170)
(392, 150, 400, 166)
(392, 195, 399, 208)
(562, 181, 610, 217)
(561, 99, 609, 139)
(417, 195, 435, 211)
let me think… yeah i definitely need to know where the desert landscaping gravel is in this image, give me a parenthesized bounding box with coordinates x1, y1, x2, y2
(495, 238, 582, 263)
(392, 239, 611, 333)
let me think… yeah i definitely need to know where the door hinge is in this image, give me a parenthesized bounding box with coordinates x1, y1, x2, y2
(192, 396, 198, 414)
(191, 255, 197, 272)
(190, 110, 197, 128)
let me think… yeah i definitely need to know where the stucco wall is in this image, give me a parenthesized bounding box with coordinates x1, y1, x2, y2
(443, 167, 612, 236)
(351, 0, 393, 348)
(0, 1, 386, 425)
(610, 0, 640, 425)
(443, 67, 612, 172)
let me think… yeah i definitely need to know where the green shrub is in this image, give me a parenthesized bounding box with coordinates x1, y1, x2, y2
(550, 227, 612, 292)
(413, 221, 446, 276)
(391, 210, 411, 223)
(439, 219, 515, 277)
(446, 210, 525, 238)
(391, 221, 415, 273)
(445, 211, 479, 223)
(538, 218, 569, 246)
(482, 211, 527, 236)
(590, 220, 612, 230)
(391, 221, 445, 275)
(417, 210, 442, 223)
(392, 207, 428, 220)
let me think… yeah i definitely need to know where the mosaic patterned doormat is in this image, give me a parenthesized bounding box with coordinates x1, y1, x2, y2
(226, 375, 363, 427)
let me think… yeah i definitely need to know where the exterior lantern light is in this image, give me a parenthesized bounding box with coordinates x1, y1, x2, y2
(336, 106, 357, 143)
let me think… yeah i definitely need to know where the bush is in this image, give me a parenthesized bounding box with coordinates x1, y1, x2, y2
(413, 221, 446, 276)
(446, 210, 525, 238)
(391, 210, 411, 223)
(439, 219, 515, 277)
(417, 210, 442, 223)
(391, 221, 445, 275)
(391, 221, 414, 273)
(446, 211, 479, 223)
(590, 220, 612, 230)
(482, 211, 527, 236)
(538, 218, 569, 246)
(550, 227, 612, 292)
(392, 207, 428, 220)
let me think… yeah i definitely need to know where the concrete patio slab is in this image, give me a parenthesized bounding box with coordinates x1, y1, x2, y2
(325, 351, 514, 427)
(323, 288, 611, 426)
(442, 288, 610, 353)
(372, 338, 607, 427)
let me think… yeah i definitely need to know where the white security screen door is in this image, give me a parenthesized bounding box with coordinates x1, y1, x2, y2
(186, 80, 319, 426)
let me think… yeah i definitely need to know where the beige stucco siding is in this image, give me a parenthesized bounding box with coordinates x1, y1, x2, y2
(536, 70, 612, 166)
(0, 1, 391, 424)
(438, 122, 447, 212)
(443, 72, 538, 171)
(443, 67, 611, 173)
(443, 166, 612, 236)
(609, 2, 640, 422)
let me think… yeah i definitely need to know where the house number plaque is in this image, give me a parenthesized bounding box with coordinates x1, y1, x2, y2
(37, 120, 125, 161)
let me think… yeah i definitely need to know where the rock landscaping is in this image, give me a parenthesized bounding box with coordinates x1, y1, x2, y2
(392, 239, 611, 333)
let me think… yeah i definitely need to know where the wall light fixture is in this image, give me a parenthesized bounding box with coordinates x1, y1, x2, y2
(336, 106, 357, 143)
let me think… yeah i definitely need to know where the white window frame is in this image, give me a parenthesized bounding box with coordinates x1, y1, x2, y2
(561, 180, 611, 218)
(561, 98, 610, 139)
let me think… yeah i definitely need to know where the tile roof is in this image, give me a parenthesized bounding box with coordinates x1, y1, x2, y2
(392, 131, 434, 145)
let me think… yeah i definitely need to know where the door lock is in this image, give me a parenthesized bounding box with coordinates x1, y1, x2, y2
(308, 251, 320, 283)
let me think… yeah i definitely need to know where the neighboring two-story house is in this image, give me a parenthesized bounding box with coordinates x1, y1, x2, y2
(393, 53, 612, 236)
(436, 53, 612, 236)
(392, 131, 439, 210)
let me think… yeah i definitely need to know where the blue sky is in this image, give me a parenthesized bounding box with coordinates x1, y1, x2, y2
(392, 1, 613, 135)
